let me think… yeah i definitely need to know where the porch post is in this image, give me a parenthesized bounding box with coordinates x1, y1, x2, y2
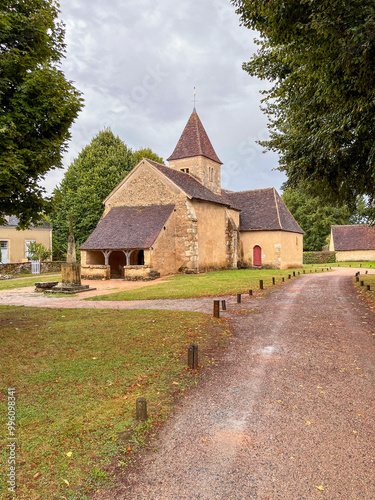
(123, 250, 134, 266)
(102, 250, 112, 266)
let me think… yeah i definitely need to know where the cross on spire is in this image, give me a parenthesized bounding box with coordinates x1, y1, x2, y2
(192, 87, 198, 110)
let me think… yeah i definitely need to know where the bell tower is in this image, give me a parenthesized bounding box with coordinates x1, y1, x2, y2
(167, 109, 222, 195)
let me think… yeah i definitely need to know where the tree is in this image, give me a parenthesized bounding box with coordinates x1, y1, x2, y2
(50, 129, 164, 259)
(232, 0, 375, 212)
(282, 187, 352, 251)
(26, 241, 52, 261)
(0, 0, 83, 228)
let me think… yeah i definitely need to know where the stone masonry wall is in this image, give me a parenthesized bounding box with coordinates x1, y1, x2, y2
(0, 261, 63, 275)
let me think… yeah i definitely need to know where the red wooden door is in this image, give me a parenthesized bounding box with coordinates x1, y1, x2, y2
(253, 245, 262, 266)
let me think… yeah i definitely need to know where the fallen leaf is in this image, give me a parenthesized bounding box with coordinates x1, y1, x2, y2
(305, 421, 312, 425)
(172, 381, 179, 385)
(127, 446, 132, 451)
(63, 479, 69, 485)
(33, 472, 41, 479)
(92, 357, 97, 360)
(66, 452, 72, 457)
(315, 485, 324, 491)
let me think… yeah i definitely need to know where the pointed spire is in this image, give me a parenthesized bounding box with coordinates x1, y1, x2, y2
(168, 110, 222, 164)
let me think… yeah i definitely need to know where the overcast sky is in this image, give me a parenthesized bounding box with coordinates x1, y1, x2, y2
(43, 0, 286, 195)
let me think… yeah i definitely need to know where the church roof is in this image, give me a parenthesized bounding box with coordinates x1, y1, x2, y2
(167, 110, 222, 164)
(223, 188, 304, 234)
(331, 224, 375, 251)
(147, 159, 232, 207)
(80, 205, 175, 250)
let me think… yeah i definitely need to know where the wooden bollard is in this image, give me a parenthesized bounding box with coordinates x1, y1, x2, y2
(315, 269, 317, 273)
(310, 270, 312, 273)
(221, 299, 226, 311)
(282, 277, 285, 282)
(259, 280, 264, 290)
(272, 277, 275, 285)
(298, 271, 300, 275)
(213, 300, 220, 318)
(366, 285, 371, 291)
(288, 274, 291, 279)
(360, 280, 364, 286)
(188, 343, 198, 369)
(303, 270, 306, 274)
(249, 289, 253, 296)
(355, 276, 359, 282)
(293, 271, 296, 277)
(365, 270, 368, 274)
(136, 397, 148, 421)
(237, 293, 241, 303)
(360, 264, 362, 267)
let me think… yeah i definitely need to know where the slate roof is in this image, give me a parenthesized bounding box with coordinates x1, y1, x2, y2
(167, 110, 222, 164)
(5, 215, 51, 228)
(331, 225, 375, 251)
(147, 159, 232, 207)
(80, 205, 175, 250)
(222, 188, 304, 234)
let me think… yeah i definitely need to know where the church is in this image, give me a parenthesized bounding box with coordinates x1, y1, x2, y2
(80, 110, 303, 280)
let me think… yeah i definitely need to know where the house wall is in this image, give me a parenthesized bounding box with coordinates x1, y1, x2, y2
(169, 156, 221, 195)
(0, 227, 52, 264)
(239, 231, 303, 269)
(336, 250, 375, 262)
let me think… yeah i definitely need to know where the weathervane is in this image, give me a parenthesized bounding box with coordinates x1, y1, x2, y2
(192, 87, 198, 110)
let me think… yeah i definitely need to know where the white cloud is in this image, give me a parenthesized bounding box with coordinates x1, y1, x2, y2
(43, 0, 285, 194)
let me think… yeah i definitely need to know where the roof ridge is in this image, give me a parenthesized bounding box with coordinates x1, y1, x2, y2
(273, 187, 282, 229)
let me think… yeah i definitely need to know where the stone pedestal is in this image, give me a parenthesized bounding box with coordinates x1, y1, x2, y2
(48, 262, 96, 294)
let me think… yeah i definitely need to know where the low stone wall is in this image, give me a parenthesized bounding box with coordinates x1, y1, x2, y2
(81, 265, 110, 280)
(124, 265, 160, 281)
(0, 261, 63, 275)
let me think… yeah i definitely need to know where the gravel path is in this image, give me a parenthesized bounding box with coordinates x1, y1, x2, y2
(89, 269, 375, 500)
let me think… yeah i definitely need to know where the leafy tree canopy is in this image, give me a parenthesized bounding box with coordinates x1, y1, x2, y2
(50, 129, 164, 259)
(232, 0, 375, 212)
(282, 187, 368, 251)
(0, 0, 83, 228)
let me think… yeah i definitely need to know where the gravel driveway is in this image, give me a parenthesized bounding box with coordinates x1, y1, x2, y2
(88, 269, 375, 500)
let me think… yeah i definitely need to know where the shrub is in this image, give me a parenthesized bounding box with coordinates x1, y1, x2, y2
(303, 251, 336, 264)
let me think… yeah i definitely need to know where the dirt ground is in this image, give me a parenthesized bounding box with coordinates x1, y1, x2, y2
(86, 268, 374, 500)
(2, 268, 375, 499)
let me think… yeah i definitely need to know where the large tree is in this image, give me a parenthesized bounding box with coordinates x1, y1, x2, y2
(0, 0, 83, 228)
(282, 187, 352, 251)
(232, 0, 375, 212)
(50, 129, 164, 258)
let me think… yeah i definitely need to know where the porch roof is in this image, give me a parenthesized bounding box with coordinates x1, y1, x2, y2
(80, 205, 174, 250)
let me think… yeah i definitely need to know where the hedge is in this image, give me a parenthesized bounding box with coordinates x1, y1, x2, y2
(303, 251, 336, 264)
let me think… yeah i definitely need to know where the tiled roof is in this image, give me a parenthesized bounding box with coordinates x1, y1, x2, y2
(80, 205, 175, 250)
(222, 188, 304, 234)
(167, 110, 222, 164)
(331, 225, 375, 251)
(147, 160, 232, 207)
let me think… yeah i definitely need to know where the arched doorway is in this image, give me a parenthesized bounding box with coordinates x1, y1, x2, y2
(253, 245, 262, 266)
(109, 251, 126, 278)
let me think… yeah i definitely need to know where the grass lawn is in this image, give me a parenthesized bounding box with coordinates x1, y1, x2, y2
(327, 261, 375, 268)
(0, 306, 230, 499)
(355, 273, 375, 306)
(0, 275, 62, 291)
(87, 268, 308, 301)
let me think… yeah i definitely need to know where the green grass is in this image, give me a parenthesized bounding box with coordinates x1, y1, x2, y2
(87, 268, 304, 301)
(0, 306, 230, 499)
(0, 275, 61, 291)
(355, 273, 375, 305)
(326, 261, 375, 268)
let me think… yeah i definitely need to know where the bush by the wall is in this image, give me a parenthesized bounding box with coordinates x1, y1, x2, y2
(303, 251, 336, 264)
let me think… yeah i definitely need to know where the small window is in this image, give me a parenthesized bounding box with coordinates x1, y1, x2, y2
(180, 168, 189, 174)
(296, 236, 298, 246)
(209, 167, 213, 182)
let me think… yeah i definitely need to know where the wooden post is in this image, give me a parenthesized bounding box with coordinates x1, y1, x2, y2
(188, 344, 198, 369)
(303, 270, 306, 274)
(221, 299, 226, 311)
(355, 276, 359, 282)
(360, 280, 364, 286)
(259, 280, 264, 290)
(298, 271, 300, 275)
(136, 397, 148, 421)
(237, 293, 241, 303)
(366, 285, 371, 291)
(249, 289, 253, 296)
(365, 270, 368, 274)
(213, 300, 220, 318)
(293, 271, 296, 277)
(288, 274, 291, 279)
(272, 277, 275, 285)
(282, 277, 285, 282)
